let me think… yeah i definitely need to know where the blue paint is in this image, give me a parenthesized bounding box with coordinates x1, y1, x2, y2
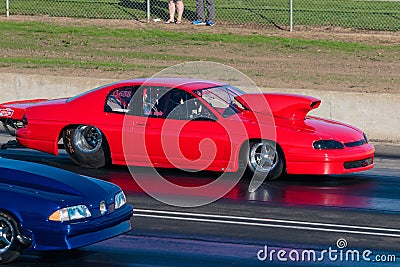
(0, 157, 133, 251)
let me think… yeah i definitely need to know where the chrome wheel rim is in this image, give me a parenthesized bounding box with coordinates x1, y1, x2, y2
(73, 125, 102, 153)
(0, 217, 14, 253)
(249, 142, 278, 172)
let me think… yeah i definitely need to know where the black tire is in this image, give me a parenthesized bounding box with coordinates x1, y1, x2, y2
(242, 140, 285, 181)
(0, 212, 24, 264)
(63, 125, 111, 168)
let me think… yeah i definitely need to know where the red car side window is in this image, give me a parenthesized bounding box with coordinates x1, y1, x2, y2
(105, 87, 134, 113)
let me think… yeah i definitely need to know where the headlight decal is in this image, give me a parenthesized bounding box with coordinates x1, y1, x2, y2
(49, 205, 91, 222)
(115, 191, 127, 209)
(313, 140, 344, 150)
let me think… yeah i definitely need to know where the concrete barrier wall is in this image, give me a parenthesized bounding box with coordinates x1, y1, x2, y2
(0, 73, 113, 101)
(1, 72, 399, 143)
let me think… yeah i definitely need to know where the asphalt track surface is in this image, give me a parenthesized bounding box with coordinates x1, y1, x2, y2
(0, 132, 399, 266)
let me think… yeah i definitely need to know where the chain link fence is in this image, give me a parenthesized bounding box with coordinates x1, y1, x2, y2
(1, 0, 399, 31)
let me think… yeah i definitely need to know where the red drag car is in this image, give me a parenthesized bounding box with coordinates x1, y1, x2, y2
(0, 78, 374, 180)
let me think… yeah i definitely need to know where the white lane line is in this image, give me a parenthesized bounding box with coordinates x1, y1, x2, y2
(134, 208, 400, 232)
(134, 209, 400, 237)
(134, 214, 400, 238)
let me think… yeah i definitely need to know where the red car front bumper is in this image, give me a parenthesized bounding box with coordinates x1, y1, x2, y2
(284, 144, 375, 175)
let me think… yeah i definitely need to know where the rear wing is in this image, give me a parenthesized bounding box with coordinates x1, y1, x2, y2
(0, 99, 48, 136)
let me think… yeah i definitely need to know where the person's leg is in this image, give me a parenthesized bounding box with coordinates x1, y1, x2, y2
(206, 0, 215, 22)
(166, 0, 175, 23)
(195, 0, 205, 22)
(176, 0, 184, 23)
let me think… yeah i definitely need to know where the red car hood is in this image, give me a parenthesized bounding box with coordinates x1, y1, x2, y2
(237, 93, 321, 120)
(305, 117, 364, 143)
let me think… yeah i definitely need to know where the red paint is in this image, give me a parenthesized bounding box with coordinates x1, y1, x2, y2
(2, 78, 374, 175)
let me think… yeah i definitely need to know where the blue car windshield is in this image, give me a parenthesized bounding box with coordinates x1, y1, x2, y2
(194, 85, 247, 117)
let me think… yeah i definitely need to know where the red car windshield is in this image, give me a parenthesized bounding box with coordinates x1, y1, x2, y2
(194, 85, 247, 118)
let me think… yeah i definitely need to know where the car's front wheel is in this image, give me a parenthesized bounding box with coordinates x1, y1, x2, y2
(0, 212, 24, 264)
(243, 140, 285, 181)
(63, 125, 111, 168)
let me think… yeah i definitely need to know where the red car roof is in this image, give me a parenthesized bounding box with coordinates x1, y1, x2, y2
(112, 78, 227, 92)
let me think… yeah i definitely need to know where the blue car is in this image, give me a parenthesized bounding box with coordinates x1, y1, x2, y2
(0, 157, 133, 263)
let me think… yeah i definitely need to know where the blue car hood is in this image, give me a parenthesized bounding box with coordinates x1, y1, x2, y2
(0, 158, 120, 201)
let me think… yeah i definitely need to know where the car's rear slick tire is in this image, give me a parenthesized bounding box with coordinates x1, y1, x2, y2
(0, 212, 23, 264)
(242, 140, 285, 181)
(63, 125, 111, 168)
